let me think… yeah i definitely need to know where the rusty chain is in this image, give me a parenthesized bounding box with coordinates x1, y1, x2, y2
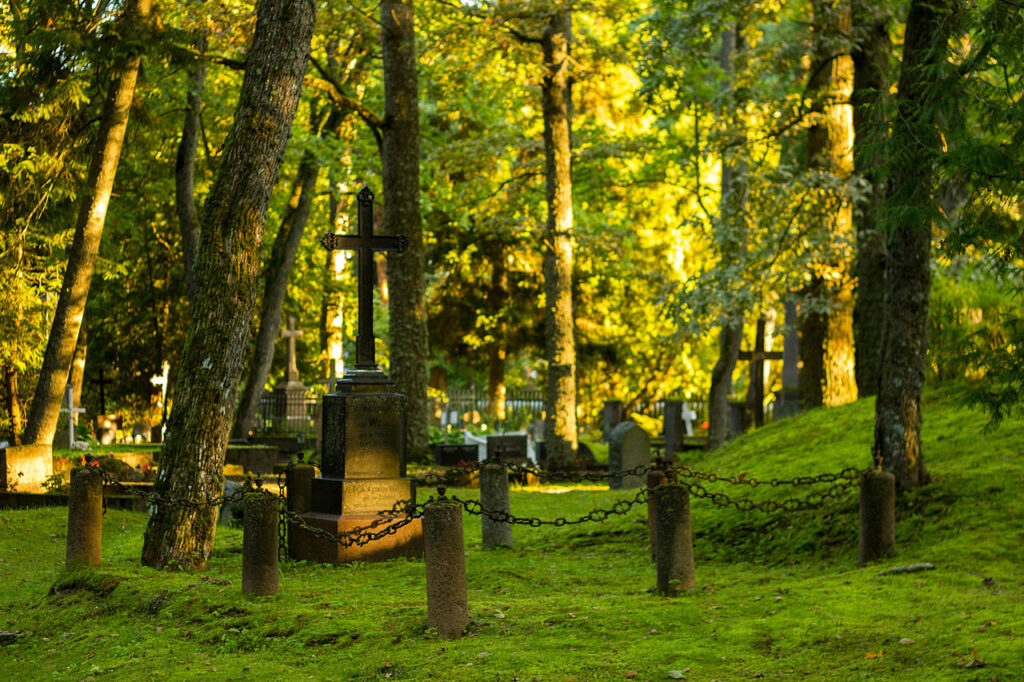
(84, 456, 867, 552)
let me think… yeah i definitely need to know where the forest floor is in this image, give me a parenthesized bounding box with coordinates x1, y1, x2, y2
(1, 383, 1022, 680)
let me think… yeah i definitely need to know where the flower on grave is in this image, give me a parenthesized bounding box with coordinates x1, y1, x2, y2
(88, 460, 99, 467)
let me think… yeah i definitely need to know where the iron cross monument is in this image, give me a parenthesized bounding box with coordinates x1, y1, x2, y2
(319, 185, 408, 382)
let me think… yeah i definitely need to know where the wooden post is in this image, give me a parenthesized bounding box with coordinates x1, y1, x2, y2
(654, 483, 696, 595)
(858, 470, 895, 565)
(66, 467, 104, 569)
(480, 460, 513, 548)
(423, 497, 468, 638)
(242, 489, 279, 596)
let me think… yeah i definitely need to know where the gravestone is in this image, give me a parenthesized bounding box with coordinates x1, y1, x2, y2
(608, 421, 650, 489)
(602, 400, 624, 442)
(486, 434, 529, 466)
(131, 421, 150, 444)
(274, 317, 308, 431)
(0, 444, 53, 493)
(774, 300, 802, 419)
(93, 414, 119, 445)
(291, 185, 422, 564)
(663, 400, 682, 456)
(432, 443, 479, 466)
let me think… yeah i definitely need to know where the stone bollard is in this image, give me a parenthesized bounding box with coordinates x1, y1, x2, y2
(285, 464, 316, 559)
(66, 466, 104, 569)
(423, 496, 468, 639)
(858, 469, 896, 565)
(480, 459, 513, 549)
(242, 489, 280, 596)
(646, 463, 673, 561)
(654, 483, 696, 595)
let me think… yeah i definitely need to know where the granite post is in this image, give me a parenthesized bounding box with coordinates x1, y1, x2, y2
(66, 467, 104, 569)
(858, 470, 895, 565)
(423, 497, 469, 639)
(480, 459, 513, 548)
(286, 463, 316, 559)
(242, 489, 279, 596)
(654, 483, 696, 595)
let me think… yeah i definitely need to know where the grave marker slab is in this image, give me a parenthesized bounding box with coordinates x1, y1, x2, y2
(608, 421, 650, 489)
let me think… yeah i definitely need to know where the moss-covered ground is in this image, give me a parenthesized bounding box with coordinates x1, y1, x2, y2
(2, 384, 1022, 680)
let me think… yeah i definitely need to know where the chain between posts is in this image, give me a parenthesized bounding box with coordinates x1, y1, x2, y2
(90, 458, 868, 548)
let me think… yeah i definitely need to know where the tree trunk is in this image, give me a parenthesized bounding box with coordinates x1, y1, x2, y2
(141, 0, 315, 569)
(320, 179, 349, 377)
(21, 0, 151, 446)
(69, 314, 87, 411)
(706, 24, 746, 450)
(380, 0, 430, 462)
(487, 240, 508, 422)
(851, 0, 891, 397)
(176, 32, 207, 307)
(540, 8, 577, 471)
(798, 0, 858, 410)
(707, 317, 742, 450)
(232, 110, 337, 440)
(3, 362, 21, 445)
(873, 0, 958, 489)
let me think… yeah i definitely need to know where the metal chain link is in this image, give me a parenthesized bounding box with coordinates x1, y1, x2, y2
(447, 487, 650, 526)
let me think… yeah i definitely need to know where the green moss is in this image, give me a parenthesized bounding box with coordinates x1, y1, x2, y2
(1, 384, 1023, 679)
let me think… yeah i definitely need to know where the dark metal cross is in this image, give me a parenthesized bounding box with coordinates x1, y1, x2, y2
(319, 186, 408, 374)
(738, 317, 783, 428)
(89, 367, 112, 414)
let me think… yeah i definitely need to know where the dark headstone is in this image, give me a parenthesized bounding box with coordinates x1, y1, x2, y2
(608, 421, 650, 489)
(432, 444, 479, 466)
(486, 435, 528, 466)
(602, 400, 624, 442)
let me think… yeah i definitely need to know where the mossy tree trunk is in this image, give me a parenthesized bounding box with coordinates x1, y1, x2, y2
(540, 8, 578, 471)
(851, 0, 891, 397)
(798, 0, 858, 410)
(380, 0, 430, 462)
(141, 0, 315, 570)
(21, 0, 150, 446)
(233, 108, 340, 440)
(487, 239, 508, 422)
(873, 0, 958, 489)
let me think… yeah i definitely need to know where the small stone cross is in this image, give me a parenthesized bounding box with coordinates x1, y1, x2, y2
(681, 403, 698, 437)
(280, 317, 304, 383)
(315, 360, 341, 393)
(59, 384, 86, 449)
(319, 186, 407, 376)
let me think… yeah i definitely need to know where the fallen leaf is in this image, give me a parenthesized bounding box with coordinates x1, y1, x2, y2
(978, 620, 997, 632)
(667, 671, 686, 680)
(864, 651, 882, 659)
(899, 638, 914, 645)
(625, 672, 638, 678)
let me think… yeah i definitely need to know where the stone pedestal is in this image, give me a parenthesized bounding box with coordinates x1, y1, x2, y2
(290, 383, 423, 563)
(273, 380, 308, 432)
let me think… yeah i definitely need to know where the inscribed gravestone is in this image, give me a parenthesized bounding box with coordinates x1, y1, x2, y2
(608, 421, 650, 489)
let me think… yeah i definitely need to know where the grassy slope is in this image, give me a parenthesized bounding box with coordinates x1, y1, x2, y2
(1, 384, 1022, 681)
